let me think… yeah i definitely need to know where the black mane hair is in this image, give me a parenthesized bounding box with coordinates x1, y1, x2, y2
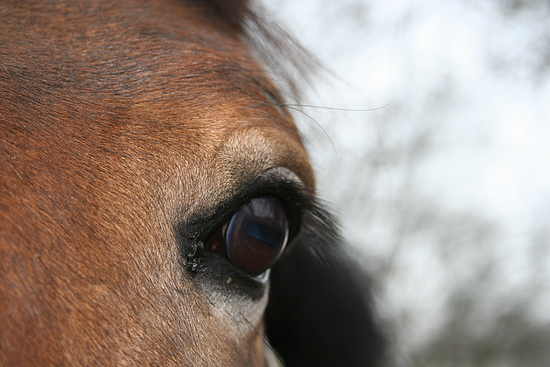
(266, 203, 386, 366)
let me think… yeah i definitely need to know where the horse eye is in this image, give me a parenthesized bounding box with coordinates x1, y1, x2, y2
(205, 196, 290, 275)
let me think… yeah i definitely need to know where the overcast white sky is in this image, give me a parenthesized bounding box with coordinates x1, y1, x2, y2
(262, 0, 550, 364)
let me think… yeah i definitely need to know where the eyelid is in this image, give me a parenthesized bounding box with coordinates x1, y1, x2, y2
(233, 172, 305, 231)
(177, 166, 312, 253)
(262, 167, 305, 188)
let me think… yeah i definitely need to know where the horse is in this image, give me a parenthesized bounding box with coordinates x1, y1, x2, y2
(0, 0, 384, 365)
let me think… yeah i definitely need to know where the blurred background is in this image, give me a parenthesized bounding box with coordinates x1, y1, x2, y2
(261, 0, 550, 366)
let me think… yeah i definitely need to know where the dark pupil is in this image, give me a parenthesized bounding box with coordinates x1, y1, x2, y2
(226, 196, 289, 275)
(245, 221, 284, 248)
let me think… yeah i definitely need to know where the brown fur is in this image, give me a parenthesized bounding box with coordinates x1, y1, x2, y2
(1, 0, 314, 365)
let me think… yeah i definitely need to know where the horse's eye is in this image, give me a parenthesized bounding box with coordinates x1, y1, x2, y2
(205, 196, 289, 275)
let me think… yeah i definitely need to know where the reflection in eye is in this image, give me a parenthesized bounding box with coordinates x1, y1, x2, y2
(205, 196, 289, 275)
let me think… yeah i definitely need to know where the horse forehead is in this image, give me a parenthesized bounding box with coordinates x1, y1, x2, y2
(1, 0, 271, 110)
(0, 0, 312, 187)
